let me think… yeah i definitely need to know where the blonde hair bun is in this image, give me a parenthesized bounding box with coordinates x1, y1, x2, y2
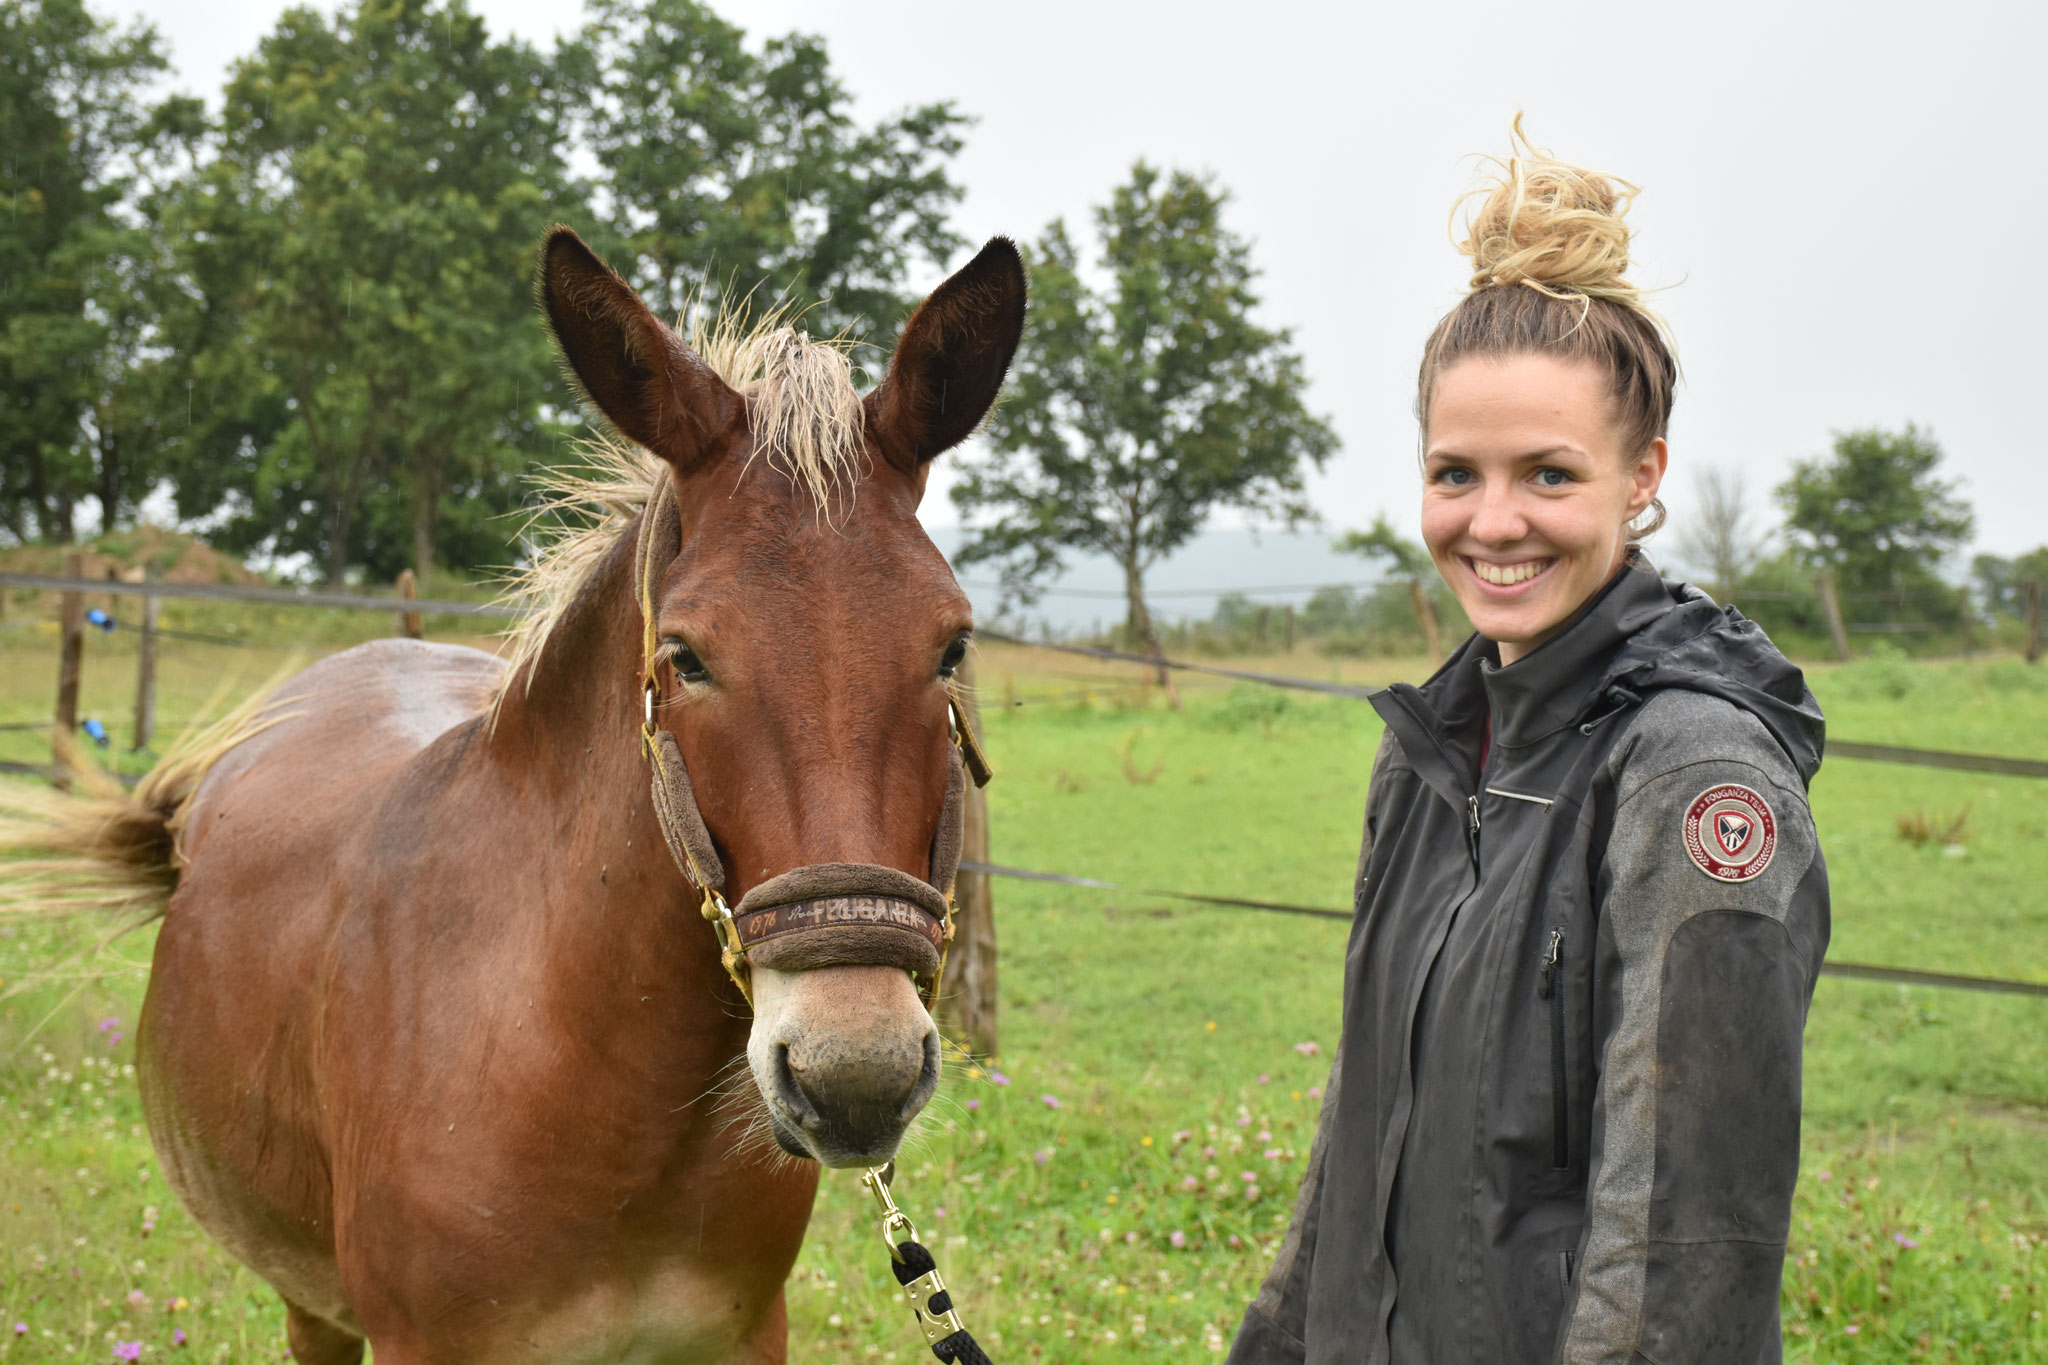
(1458, 114, 1644, 310)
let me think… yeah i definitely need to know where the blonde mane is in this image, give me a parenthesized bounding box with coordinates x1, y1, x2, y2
(491, 309, 868, 716)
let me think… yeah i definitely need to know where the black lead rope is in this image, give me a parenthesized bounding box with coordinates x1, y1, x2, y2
(863, 1165, 999, 1362)
(888, 1238, 997, 1364)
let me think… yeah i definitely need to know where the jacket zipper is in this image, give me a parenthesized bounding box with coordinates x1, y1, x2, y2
(1538, 927, 1568, 1168)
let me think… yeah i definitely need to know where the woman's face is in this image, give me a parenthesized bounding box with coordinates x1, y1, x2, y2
(1421, 354, 1666, 666)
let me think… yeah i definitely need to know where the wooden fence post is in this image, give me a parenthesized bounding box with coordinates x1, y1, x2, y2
(53, 552, 86, 787)
(133, 568, 159, 752)
(1814, 571, 1853, 661)
(2027, 579, 2042, 665)
(943, 652, 999, 1058)
(396, 568, 423, 639)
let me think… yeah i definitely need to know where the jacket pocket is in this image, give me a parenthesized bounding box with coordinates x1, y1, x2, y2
(1556, 1249, 1576, 1298)
(1538, 927, 1568, 1169)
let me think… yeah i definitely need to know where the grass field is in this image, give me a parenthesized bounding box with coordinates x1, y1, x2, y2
(2, 617, 2045, 1362)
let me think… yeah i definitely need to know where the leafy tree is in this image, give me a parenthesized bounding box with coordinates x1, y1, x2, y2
(1973, 548, 2048, 618)
(1336, 514, 1444, 659)
(0, 0, 181, 542)
(168, 0, 573, 582)
(1775, 424, 1973, 621)
(555, 0, 966, 343)
(952, 164, 1338, 654)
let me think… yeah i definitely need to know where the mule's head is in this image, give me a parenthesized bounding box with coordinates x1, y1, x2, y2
(539, 228, 1024, 1167)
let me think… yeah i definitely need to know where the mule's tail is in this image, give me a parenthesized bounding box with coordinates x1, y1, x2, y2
(0, 685, 290, 931)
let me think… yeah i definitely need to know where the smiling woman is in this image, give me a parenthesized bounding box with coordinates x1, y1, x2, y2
(1232, 121, 1832, 1365)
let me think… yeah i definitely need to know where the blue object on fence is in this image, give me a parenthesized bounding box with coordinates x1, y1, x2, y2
(81, 718, 111, 748)
(86, 608, 115, 632)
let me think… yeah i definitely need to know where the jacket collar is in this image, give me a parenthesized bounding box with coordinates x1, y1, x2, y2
(1476, 557, 1677, 749)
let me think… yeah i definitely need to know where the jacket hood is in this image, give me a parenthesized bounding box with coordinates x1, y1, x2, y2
(1597, 573, 1827, 786)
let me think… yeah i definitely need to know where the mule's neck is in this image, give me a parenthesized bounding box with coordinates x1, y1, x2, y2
(497, 511, 655, 777)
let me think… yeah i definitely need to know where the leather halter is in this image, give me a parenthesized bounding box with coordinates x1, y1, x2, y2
(630, 476, 992, 1008)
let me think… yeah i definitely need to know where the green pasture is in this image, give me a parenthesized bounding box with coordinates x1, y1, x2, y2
(2, 626, 2045, 1361)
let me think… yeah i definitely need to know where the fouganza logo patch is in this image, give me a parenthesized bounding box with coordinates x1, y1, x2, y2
(1682, 783, 1777, 882)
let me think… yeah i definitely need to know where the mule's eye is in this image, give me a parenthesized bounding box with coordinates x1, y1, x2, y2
(938, 635, 970, 679)
(665, 639, 710, 684)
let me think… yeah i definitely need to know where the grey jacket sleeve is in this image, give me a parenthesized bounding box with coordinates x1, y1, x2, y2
(1228, 732, 1392, 1363)
(1560, 693, 1829, 1364)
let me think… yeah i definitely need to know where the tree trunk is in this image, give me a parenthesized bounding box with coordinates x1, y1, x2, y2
(2027, 579, 2042, 665)
(1815, 571, 1852, 661)
(324, 505, 354, 587)
(96, 420, 121, 533)
(1408, 577, 1444, 660)
(1121, 553, 1180, 709)
(412, 462, 438, 586)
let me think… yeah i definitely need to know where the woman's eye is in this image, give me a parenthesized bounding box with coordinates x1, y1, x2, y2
(665, 640, 709, 684)
(938, 636, 969, 679)
(1534, 467, 1573, 488)
(1432, 466, 1474, 487)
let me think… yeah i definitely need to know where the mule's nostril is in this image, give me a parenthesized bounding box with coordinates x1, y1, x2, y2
(897, 1029, 942, 1125)
(772, 1042, 823, 1131)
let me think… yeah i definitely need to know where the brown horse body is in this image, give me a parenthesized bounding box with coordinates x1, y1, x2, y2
(122, 232, 1026, 1363)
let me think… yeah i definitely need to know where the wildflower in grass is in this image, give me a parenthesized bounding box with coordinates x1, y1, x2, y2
(1245, 1184, 1262, 1199)
(1815, 1170, 1831, 1183)
(165, 1298, 186, 1312)
(1264, 1148, 1284, 1160)
(1181, 1175, 1198, 1191)
(1040, 1094, 1062, 1109)
(172, 1330, 186, 1348)
(1173, 1130, 1191, 1144)
(1206, 1021, 1217, 1031)
(1228, 1234, 1242, 1249)
(1845, 1324, 1860, 1336)
(1170, 1230, 1187, 1249)
(989, 1071, 1011, 1086)
(1306, 1087, 1321, 1099)
(114, 1343, 143, 1361)
(1294, 1041, 1320, 1056)
(1241, 1171, 1257, 1182)
(1258, 1073, 1270, 1084)
(1236, 1115, 1250, 1127)
(1034, 1148, 1053, 1165)
(1893, 1232, 1919, 1249)
(13, 1322, 27, 1336)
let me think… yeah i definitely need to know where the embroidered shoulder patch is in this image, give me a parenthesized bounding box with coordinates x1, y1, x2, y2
(1682, 783, 1777, 882)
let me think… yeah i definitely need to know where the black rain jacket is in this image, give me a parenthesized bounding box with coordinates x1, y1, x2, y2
(1229, 559, 1830, 1364)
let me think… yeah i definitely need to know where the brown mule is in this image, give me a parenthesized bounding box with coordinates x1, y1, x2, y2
(54, 229, 1024, 1363)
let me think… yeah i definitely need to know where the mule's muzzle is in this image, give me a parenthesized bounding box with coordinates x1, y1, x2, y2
(733, 864, 949, 981)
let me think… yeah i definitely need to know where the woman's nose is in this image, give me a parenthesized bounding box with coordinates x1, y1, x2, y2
(1467, 481, 1529, 545)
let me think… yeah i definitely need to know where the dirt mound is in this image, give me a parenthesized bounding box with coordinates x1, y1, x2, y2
(0, 527, 264, 588)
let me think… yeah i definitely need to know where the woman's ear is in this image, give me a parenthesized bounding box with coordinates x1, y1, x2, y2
(1628, 438, 1670, 521)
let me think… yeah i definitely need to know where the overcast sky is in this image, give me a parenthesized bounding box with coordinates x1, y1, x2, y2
(106, 0, 2048, 568)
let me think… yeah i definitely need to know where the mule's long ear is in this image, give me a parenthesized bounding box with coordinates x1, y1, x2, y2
(537, 226, 740, 471)
(865, 237, 1027, 473)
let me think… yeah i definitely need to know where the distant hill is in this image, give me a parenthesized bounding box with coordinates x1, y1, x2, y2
(923, 525, 1388, 636)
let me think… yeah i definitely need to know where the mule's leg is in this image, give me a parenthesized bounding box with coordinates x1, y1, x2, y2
(285, 1301, 365, 1365)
